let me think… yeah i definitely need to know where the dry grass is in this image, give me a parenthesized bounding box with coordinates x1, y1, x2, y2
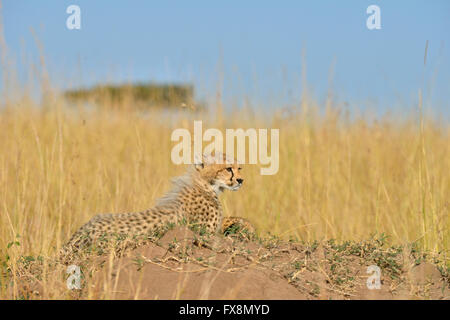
(0, 49, 448, 298)
(0, 2, 448, 299)
(0, 93, 448, 268)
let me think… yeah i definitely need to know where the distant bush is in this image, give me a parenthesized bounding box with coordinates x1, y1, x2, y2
(64, 83, 197, 109)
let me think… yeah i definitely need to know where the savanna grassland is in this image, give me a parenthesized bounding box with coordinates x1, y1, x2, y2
(0, 24, 448, 297)
(0, 89, 448, 299)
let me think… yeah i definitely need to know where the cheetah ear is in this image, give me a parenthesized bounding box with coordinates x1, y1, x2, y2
(193, 153, 204, 171)
(194, 162, 204, 171)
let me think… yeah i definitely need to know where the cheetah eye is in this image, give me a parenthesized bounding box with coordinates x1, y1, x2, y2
(226, 167, 233, 172)
(238, 167, 242, 171)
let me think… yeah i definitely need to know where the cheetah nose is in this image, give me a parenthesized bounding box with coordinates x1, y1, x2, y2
(237, 178, 243, 184)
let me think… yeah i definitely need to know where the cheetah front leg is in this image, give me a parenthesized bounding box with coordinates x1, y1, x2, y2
(221, 216, 255, 238)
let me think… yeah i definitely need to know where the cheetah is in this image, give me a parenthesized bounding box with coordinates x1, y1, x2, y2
(59, 153, 254, 263)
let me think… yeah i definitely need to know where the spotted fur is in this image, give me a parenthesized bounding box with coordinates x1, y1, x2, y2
(221, 216, 255, 235)
(59, 153, 250, 263)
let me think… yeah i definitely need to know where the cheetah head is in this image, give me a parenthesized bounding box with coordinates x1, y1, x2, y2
(194, 153, 243, 193)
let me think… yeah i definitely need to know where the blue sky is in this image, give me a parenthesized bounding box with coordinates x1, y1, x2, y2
(2, 1, 450, 116)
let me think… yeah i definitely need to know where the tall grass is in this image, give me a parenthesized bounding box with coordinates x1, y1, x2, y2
(0, 28, 448, 298)
(0, 93, 448, 258)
